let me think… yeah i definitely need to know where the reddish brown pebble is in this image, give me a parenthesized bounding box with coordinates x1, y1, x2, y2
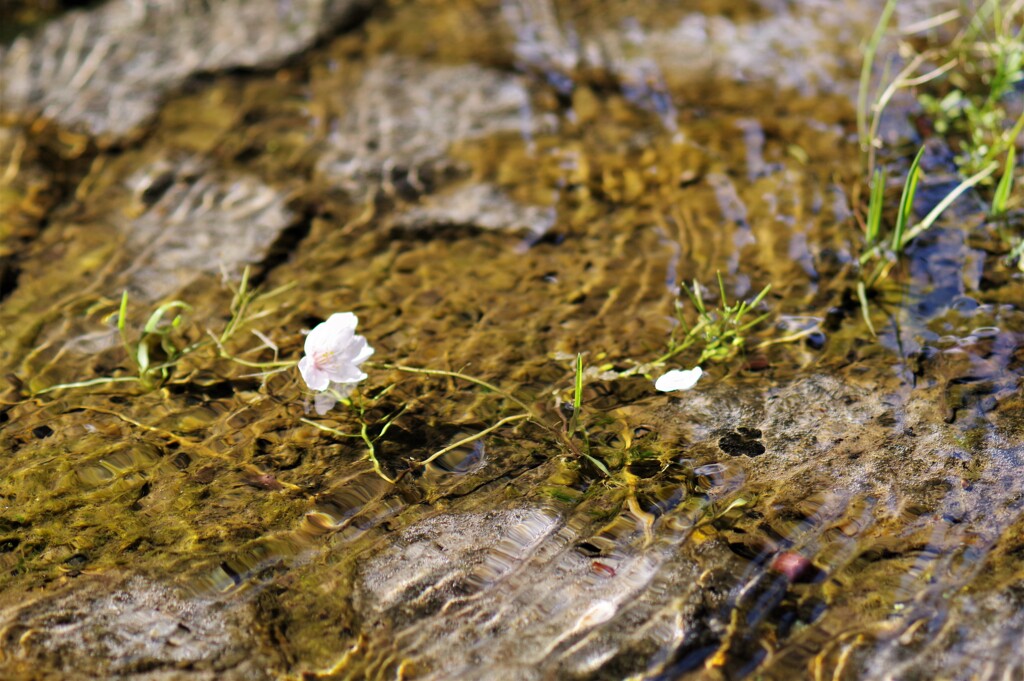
(743, 355, 770, 371)
(245, 473, 284, 491)
(769, 551, 814, 582)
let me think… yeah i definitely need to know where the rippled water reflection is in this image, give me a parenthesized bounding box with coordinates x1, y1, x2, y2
(1, 0, 1022, 679)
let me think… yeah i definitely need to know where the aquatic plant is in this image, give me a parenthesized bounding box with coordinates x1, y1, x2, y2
(33, 267, 294, 395)
(25, 266, 768, 483)
(859, 0, 1022, 180)
(915, 0, 1023, 177)
(658, 273, 771, 369)
(853, 1, 1022, 332)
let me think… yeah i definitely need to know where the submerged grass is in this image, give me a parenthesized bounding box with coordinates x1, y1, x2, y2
(32, 267, 295, 396)
(660, 273, 771, 367)
(854, 0, 1023, 332)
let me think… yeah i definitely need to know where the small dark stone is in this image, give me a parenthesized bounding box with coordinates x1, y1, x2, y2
(64, 553, 88, 569)
(32, 425, 54, 439)
(627, 459, 662, 478)
(632, 425, 654, 439)
(824, 306, 846, 331)
(192, 466, 217, 484)
(718, 431, 766, 457)
(805, 331, 827, 350)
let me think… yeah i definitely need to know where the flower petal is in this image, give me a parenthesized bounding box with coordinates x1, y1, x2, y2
(304, 312, 357, 356)
(313, 390, 338, 416)
(654, 367, 703, 392)
(324, 362, 367, 385)
(342, 335, 375, 365)
(299, 355, 330, 391)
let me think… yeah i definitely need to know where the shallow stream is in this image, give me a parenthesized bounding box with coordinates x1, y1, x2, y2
(1, 1, 1023, 679)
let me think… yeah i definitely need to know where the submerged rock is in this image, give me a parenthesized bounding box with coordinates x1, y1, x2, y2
(0, 0, 371, 138)
(315, 55, 550, 198)
(392, 183, 556, 238)
(119, 155, 294, 301)
(0, 574, 271, 680)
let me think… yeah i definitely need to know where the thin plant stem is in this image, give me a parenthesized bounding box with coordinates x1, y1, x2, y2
(569, 353, 584, 436)
(859, 0, 899, 158)
(866, 50, 937, 174)
(300, 417, 395, 484)
(369, 361, 600, 472)
(899, 161, 998, 247)
(33, 375, 140, 396)
(367, 362, 541, 424)
(418, 414, 529, 467)
(857, 281, 877, 337)
(360, 421, 395, 484)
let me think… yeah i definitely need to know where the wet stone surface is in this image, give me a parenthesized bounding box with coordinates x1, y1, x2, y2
(0, 0, 1022, 679)
(0, 574, 273, 680)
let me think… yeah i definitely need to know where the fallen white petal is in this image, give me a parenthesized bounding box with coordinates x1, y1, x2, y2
(655, 367, 703, 392)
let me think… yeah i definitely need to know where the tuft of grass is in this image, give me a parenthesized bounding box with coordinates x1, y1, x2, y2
(33, 266, 293, 395)
(916, 0, 1024, 178)
(657, 273, 771, 368)
(853, 1, 1021, 334)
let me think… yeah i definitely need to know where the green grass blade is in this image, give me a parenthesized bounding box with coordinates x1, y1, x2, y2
(581, 451, 610, 476)
(991, 147, 1016, 217)
(692, 278, 708, 315)
(857, 281, 876, 337)
(572, 353, 584, 416)
(117, 290, 135, 367)
(891, 146, 925, 254)
(738, 311, 772, 334)
(866, 168, 885, 244)
(144, 301, 192, 334)
(569, 353, 584, 436)
(136, 340, 150, 373)
(900, 161, 998, 248)
(748, 283, 771, 309)
(117, 291, 129, 333)
(858, 0, 898, 154)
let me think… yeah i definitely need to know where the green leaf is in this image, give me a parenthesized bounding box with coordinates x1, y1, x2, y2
(136, 340, 150, 373)
(569, 353, 584, 437)
(892, 146, 925, 254)
(991, 147, 1016, 217)
(144, 301, 192, 334)
(117, 291, 129, 333)
(866, 168, 885, 245)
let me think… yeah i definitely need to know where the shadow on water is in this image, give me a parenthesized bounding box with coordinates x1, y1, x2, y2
(0, 0, 1022, 679)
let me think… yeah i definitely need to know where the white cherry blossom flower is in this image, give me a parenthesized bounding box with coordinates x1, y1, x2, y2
(654, 366, 703, 392)
(298, 312, 374, 393)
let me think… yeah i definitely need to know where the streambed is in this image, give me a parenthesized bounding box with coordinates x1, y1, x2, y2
(1, 0, 1022, 679)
